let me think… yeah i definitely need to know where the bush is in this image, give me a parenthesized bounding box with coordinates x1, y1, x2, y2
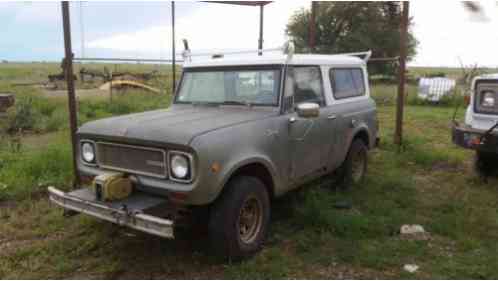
(0, 96, 42, 133)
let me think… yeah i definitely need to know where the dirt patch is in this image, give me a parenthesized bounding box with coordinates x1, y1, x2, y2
(41, 89, 109, 100)
(0, 200, 17, 210)
(431, 161, 465, 173)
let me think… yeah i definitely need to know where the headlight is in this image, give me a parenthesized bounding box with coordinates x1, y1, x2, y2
(169, 152, 193, 182)
(81, 142, 95, 163)
(481, 91, 495, 107)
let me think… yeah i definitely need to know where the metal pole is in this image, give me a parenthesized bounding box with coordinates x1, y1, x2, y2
(258, 4, 264, 55)
(79, 1, 85, 58)
(61, 1, 81, 187)
(394, 1, 409, 146)
(171, 1, 176, 94)
(309, 1, 317, 52)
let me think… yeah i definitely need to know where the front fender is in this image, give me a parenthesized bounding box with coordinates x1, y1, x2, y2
(188, 117, 282, 205)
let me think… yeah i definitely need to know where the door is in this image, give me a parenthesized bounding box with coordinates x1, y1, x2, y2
(284, 66, 328, 181)
(325, 67, 368, 169)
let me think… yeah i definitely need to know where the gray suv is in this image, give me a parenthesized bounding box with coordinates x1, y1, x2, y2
(48, 51, 378, 259)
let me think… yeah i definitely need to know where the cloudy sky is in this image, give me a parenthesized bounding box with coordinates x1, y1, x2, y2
(1, 1, 498, 67)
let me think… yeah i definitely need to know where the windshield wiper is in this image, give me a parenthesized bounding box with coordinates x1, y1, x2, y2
(191, 101, 219, 106)
(221, 100, 252, 107)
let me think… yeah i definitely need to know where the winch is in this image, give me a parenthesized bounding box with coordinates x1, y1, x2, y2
(91, 172, 132, 201)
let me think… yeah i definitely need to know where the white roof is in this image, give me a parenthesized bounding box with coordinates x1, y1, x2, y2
(183, 53, 366, 68)
(475, 73, 498, 80)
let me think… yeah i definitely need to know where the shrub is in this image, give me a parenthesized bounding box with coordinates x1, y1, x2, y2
(0, 96, 42, 134)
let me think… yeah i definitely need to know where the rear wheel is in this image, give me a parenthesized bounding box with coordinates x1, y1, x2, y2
(336, 139, 368, 188)
(208, 176, 270, 260)
(475, 151, 498, 178)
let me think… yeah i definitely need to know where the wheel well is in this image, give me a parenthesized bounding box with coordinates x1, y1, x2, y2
(354, 130, 370, 148)
(228, 163, 275, 199)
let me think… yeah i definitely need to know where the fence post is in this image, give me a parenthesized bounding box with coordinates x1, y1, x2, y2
(394, 1, 409, 146)
(61, 1, 81, 187)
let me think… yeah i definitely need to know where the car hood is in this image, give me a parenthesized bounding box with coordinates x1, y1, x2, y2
(78, 105, 278, 145)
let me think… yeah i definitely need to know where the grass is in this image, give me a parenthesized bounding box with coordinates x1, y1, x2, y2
(1, 64, 498, 278)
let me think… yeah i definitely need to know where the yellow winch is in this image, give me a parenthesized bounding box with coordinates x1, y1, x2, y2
(91, 172, 132, 201)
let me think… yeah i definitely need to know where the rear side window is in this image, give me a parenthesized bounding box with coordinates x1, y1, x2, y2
(330, 68, 365, 99)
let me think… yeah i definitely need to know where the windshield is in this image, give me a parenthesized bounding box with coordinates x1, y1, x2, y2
(176, 67, 281, 106)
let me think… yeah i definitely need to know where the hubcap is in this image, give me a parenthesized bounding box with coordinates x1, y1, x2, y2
(351, 149, 366, 183)
(237, 195, 263, 244)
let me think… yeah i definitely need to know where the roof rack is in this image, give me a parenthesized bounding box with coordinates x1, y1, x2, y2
(330, 51, 372, 62)
(181, 39, 372, 63)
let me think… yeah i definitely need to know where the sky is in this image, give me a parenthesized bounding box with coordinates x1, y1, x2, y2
(1, 1, 498, 67)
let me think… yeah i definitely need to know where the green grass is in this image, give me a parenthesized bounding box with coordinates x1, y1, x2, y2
(1, 65, 498, 278)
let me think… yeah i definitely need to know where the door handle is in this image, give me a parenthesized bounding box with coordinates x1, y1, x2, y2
(327, 115, 337, 120)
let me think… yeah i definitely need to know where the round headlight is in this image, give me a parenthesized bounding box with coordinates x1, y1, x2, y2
(81, 142, 95, 163)
(171, 154, 189, 179)
(482, 91, 495, 107)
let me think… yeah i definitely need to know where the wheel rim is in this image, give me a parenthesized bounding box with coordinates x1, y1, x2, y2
(351, 149, 366, 183)
(237, 195, 263, 244)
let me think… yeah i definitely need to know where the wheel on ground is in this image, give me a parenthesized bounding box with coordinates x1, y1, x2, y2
(336, 138, 368, 188)
(208, 176, 270, 260)
(474, 151, 498, 177)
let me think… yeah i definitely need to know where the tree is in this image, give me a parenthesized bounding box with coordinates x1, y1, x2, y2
(286, 2, 418, 76)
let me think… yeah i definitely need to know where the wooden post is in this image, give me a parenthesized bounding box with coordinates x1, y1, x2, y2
(171, 1, 176, 94)
(61, 1, 81, 187)
(309, 1, 317, 52)
(258, 4, 264, 55)
(394, 1, 409, 146)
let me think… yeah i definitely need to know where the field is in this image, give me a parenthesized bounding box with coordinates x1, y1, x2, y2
(1, 63, 498, 279)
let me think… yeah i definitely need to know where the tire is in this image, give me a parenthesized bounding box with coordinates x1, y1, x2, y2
(475, 151, 498, 178)
(336, 138, 368, 188)
(208, 176, 270, 260)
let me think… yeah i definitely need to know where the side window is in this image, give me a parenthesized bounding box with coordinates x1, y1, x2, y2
(330, 68, 365, 99)
(292, 66, 325, 106)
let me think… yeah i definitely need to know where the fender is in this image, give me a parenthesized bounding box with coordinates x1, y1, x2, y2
(216, 155, 280, 198)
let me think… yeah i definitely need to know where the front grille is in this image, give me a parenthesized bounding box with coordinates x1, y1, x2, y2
(96, 142, 167, 178)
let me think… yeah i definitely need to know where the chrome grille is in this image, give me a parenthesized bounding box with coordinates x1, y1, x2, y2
(96, 142, 167, 178)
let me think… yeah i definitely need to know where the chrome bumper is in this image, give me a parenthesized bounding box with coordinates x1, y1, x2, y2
(47, 186, 174, 239)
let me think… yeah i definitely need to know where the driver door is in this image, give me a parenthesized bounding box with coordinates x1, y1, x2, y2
(285, 66, 328, 182)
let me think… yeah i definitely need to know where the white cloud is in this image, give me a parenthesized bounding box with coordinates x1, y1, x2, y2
(86, 1, 498, 67)
(86, 1, 309, 58)
(410, 0, 498, 67)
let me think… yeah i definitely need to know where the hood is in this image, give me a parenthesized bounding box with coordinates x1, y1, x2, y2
(78, 105, 278, 145)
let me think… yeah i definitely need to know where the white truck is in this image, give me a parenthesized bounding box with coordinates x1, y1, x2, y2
(452, 74, 498, 173)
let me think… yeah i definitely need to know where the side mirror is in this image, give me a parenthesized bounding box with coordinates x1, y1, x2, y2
(296, 102, 320, 118)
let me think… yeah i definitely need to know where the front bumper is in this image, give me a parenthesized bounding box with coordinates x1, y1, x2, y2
(48, 186, 175, 239)
(452, 123, 498, 153)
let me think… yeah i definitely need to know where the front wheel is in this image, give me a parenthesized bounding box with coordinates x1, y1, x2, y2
(208, 176, 270, 260)
(336, 139, 368, 188)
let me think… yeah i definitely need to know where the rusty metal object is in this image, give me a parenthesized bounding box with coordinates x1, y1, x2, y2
(99, 80, 160, 93)
(0, 93, 14, 113)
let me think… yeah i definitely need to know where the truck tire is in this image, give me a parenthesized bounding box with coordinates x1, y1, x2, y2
(336, 138, 368, 188)
(475, 151, 498, 178)
(208, 176, 270, 260)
